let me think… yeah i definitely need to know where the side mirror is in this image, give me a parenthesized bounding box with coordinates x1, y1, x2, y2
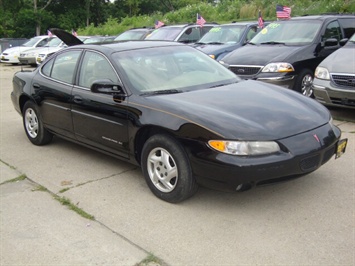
(324, 38, 338, 47)
(90, 79, 125, 95)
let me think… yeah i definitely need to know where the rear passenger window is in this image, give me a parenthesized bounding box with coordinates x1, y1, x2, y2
(50, 50, 81, 84)
(338, 18, 355, 39)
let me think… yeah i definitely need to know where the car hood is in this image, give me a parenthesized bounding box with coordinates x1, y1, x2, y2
(50, 28, 83, 46)
(146, 80, 329, 140)
(222, 44, 305, 65)
(2, 46, 34, 54)
(35, 46, 63, 54)
(319, 46, 355, 73)
(196, 43, 241, 55)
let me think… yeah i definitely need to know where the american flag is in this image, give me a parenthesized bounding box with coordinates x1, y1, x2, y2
(196, 13, 206, 27)
(258, 11, 264, 28)
(276, 4, 291, 19)
(155, 20, 164, 29)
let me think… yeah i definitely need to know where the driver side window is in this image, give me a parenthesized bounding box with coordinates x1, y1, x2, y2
(323, 21, 342, 41)
(78, 51, 118, 88)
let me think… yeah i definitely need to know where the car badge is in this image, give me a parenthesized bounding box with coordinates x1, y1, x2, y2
(237, 69, 245, 73)
(313, 134, 320, 143)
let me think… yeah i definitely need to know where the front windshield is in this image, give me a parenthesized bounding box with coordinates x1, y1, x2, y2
(348, 34, 355, 42)
(199, 25, 246, 44)
(113, 46, 239, 94)
(22, 37, 42, 47)
(45, 37, 62, 47)
(251, 20, 322, 45)
(145, 27, 182, 41)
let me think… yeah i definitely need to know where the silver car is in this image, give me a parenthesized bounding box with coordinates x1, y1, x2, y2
(313, 33, 355, 109)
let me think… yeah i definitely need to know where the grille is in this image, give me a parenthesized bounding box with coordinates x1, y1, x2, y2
(331, 74, 355, 88)
(229, 66, 262, 76)
(330, 97, 355, 107)
(300, 154, 321, 172)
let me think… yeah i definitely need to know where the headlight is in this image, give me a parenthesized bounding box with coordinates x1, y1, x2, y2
(209, 54, 215, 59)
(314, 66, 330, 80)
(208, 140, 280, 156)
(262, 62, 294, 73)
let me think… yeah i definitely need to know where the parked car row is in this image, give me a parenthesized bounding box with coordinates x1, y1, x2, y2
(11, 28, 347, 203)
(2, 14, 355, 109)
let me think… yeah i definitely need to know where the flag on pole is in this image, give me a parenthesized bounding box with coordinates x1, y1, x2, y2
(72, 29, 78, 37)
(155, 20, 164, 29)
(196, 13, 206, 27)
(276, 4, 291, 19)
(258, 10, 264, 28)
(47, 30, 53, 37)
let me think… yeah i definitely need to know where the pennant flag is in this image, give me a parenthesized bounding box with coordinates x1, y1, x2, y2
(72, 29, 78, 37)
(196, 13, 206, 27)
(155, 20, 164, 29)
(258, 10, 264, 28)
(47, 30, 53, 37)
(276, 4, 291, 19)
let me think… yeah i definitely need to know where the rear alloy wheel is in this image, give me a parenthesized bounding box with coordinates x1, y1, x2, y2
(23, 101, 53, 145)
(141, 134, 198, 203)
(294, 69, 314, 97)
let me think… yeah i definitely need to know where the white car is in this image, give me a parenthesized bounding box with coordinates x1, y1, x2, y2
(36, 36, 90, 65)
(18, 37, 66, 66)
(1, 35, 53, 64)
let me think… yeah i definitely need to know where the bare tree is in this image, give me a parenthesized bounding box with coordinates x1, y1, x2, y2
(34, 0, 53, 35)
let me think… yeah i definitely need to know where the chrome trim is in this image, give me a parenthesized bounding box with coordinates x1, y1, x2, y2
(71, 110, 123, 126)
(43, 102, 70, 111)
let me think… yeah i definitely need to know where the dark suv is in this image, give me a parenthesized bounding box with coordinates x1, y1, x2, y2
(194, 21, 270, 61)
(144, 23, 217, 44)
(219, 15, 355, 96)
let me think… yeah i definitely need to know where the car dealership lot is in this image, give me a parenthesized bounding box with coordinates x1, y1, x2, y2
(1, 63, 354, 265)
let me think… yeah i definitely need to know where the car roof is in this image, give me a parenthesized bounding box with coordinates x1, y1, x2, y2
(68, 40, 185, 53)
(289, 14, 355, 21)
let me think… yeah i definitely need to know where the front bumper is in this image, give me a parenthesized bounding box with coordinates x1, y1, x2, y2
(234, 71, 296, 90)
(313, 78, 355, 109)
(188, 122, 342, 192)
(1, 53, 20, 64)
(18, 56, 37, 65)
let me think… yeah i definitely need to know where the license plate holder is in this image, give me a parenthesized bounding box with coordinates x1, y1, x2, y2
(336, 138, 347, 159)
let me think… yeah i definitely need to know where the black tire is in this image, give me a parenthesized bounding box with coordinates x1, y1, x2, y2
(141, 134, 198, 203)
(22, 101, 53, 145)
(293, 69, 314, 97)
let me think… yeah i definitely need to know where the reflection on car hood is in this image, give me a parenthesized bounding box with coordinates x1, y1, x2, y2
(34, 46, 63, 54)
(222, 44, 305, 65)
(147, 80, 329, 140)
(196, 43, 241, 55)
(319, 46, 355, 73)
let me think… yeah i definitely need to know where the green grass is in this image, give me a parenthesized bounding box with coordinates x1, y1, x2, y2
(54, 195, 95, 220)
(136, 253, 162, 266)
(0, 174, 26, 185)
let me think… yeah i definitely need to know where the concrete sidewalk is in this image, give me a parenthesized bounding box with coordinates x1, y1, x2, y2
(0, 162, 151, 266)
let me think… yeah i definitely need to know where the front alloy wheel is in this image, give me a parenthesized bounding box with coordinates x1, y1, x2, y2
(141, 134, 198, 203)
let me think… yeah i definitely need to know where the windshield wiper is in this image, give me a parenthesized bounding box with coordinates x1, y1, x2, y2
(207, 42, 223, 45)
(194, 42, 205, 45)
(140, 89, 183, 96)
(209, 81, 238, 88)
(260, 41, 286, 45)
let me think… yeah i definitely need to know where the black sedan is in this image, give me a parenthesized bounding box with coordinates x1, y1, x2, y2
(11, 33, 347, 203)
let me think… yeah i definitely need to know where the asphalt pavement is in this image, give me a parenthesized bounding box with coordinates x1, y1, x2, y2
(1, 63, 354, 265)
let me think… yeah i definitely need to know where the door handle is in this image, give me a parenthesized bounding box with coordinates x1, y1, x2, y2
(33, 83, 40, 89)
(73, 95, 83, 103)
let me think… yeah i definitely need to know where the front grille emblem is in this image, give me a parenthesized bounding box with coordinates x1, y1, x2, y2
(313, 134, 320, 143)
